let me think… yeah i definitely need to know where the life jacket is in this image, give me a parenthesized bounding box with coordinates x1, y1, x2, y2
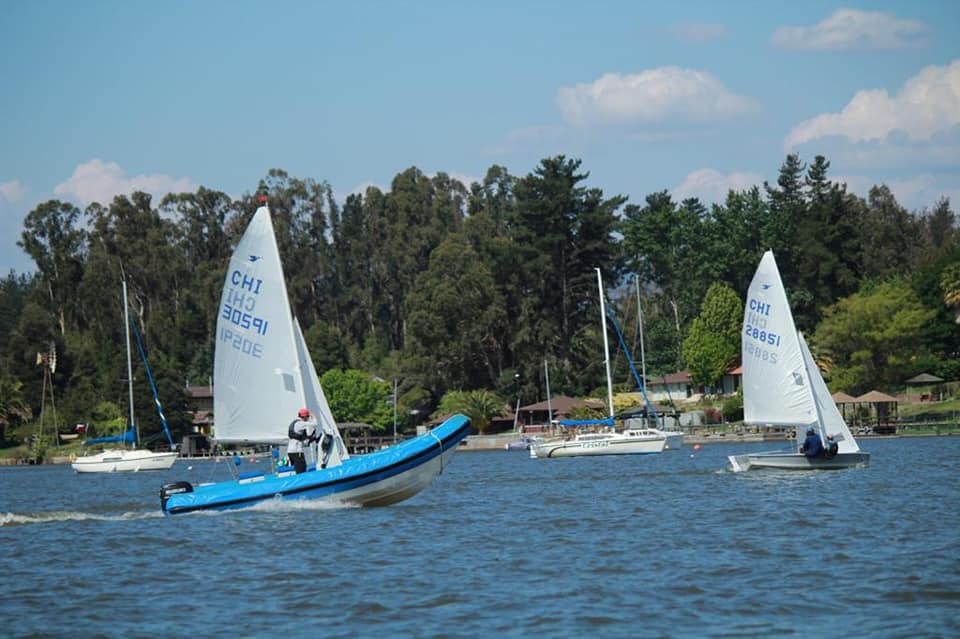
(288, 419, 308, 441)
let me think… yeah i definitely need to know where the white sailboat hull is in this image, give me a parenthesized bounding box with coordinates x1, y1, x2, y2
(658, 430, 684, 450)
(728, 451, 870, 473)
(72, 449, 177, 473)
(531, 433, 666, 458)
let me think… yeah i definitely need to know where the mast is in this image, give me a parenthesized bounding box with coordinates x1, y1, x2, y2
(544, 359, 553, 428)
(596, 268, 615, 423)
(635, 275, 648, 391)
(122, 277, 137, 448)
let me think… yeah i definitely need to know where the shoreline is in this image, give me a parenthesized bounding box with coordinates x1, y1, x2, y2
(0, 431, 954, 464)
(457, 430, 953, 452)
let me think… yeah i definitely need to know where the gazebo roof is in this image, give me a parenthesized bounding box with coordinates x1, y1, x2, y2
(854, 390, 899, 403)
(905, 373, 944, 384)
(831, 391, 857, 404)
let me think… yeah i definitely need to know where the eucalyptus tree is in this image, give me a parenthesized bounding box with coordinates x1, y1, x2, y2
(705, 187, 772, 295)
(789, 155, 864, 328)
(329, 189, 388, 351)
(621, 191, 707, 371)
(251, 169, 338, 326)
(860, 185, 924, 281)
(384, 168, 467, 351)
(510, 156, 625, 395)
(82, 191, 187, 357)
(922, 197, 957, 255)
(160, 187, 239, 381)
(404, 234, 505, 394)
(464, 166, 521, 390)
(18, 200, 87, 336)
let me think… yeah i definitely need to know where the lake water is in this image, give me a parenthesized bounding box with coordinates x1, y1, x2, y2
(2, 437, 958, 638)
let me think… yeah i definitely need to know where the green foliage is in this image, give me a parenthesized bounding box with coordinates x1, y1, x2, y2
(435, 389, 504, 434)
(814, 280, 938, 394)
(0, 375, 32, 442)
(721, 392, 743, 422)
(0, 155, 957, 449)
(320, 369, 392, 431)
(683, 283, 742, 386)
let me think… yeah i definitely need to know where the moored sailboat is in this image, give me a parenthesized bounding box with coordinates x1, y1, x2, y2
(71, 278, 178, 473)
(530, 268, 666, 459)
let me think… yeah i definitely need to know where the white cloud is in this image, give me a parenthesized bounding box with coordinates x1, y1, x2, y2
(831, 172, 959, 211)
(556, 67, 760, 126)
(772, 8, 929, 51)
(53, 159, 196, 206)
(785, 60, 960, 149)
(669, 22, 727, 43)
(672, 168, 764, 205)
(0, 180, 26, 204)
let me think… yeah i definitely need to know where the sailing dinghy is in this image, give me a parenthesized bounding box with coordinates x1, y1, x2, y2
(160, 203, 470, 514)
(727, 251, 870, 472)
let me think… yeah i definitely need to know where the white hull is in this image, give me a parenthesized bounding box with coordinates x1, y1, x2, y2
(72, 449, 178, 473)
(531, 431, 666, 459)
(332, 445, 458, 507)
(728, 451, 870, 473)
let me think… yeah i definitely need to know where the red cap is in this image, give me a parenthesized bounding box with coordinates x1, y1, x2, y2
(298, 408, 309, 418)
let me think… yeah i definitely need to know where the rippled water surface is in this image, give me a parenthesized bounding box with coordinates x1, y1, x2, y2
(2, 437, 958, 638)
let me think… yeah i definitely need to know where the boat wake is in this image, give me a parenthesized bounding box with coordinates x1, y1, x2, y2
(245, 496, 359, 513)
(1, 509, 163, 527)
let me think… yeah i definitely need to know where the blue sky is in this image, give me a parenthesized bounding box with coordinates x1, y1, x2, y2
(2, 1, 958, 274)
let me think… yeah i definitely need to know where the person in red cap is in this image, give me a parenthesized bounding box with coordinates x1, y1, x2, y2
(287, 407, 316, 473)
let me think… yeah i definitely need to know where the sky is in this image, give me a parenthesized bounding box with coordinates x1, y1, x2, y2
(2, 1, 959, 274)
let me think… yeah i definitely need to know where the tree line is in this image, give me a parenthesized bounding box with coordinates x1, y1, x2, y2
(0, 153, 957, 445)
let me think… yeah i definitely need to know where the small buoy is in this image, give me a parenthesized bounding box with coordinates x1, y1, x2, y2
(187, 465, 193, 471)
(693, 444, 702, 451)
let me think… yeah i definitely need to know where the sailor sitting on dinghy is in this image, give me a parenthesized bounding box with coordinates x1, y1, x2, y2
(799, 427, 823, 459)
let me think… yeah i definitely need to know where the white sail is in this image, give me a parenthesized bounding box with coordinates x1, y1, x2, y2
(213, 206, 304, 443)
(742, 251, 816, 431)
(293, 317, 348, 467)
(798, 331, 860, 453)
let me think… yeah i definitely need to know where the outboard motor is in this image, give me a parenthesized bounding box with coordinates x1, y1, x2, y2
(160, 481, 193, 511)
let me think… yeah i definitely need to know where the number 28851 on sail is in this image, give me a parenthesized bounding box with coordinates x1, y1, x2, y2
(743, 324, 781, 347)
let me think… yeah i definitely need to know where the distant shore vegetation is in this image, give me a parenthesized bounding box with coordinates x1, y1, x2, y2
(0, 153, 957, 449)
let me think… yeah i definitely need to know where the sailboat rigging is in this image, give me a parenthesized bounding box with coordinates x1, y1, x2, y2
(529, 269, 666, 459)
(71, 278, 178, 473)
